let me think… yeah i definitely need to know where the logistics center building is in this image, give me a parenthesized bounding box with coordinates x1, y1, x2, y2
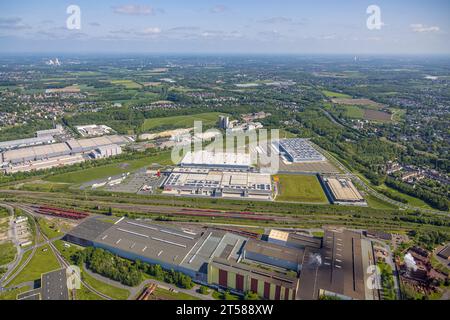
(275, 138, 326, 163)
(163, 167, 273, 200)
(65, 218, 374, 300)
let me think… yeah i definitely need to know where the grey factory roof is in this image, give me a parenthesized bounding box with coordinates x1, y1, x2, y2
(1, 135, 129, 164)
(180, 151, 252, 168)
(17, 268, 69, 300)
(66, 217, 249, 274)
(297, 228, 366, 300)
(17, 288, 42, 300)
(287, 233, 323, 249)
(0, 135, 55, 151)
(276, 138, 325, 162)
(66, 217, 114, 242)
(41, 269, 69, 300)
(66, 135, 128, 152)
(179, 231, 247, 272)
(93, 219, 206, 270)
(244, 238, 304, 265)
(2, 142, 71, 163)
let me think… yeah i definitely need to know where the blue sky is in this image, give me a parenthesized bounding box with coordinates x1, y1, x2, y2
(0, 0, 449, 54)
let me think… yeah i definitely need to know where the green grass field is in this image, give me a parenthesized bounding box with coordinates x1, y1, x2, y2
(150, 287, 200, 300)
(0, 285, 31, 300)
(274, 175, 329, 203)
(5, 249, 32, 282)
(322, 90, 352, 98)
(8, 244, 60, 287)
(364, 193, 398, 210)
(45, 152, 172, 184)
(81, 266, 130, 300)
(343, 105, 365, 118)
(37, 219, 64, 239)
(0, 242, 16, 266)
(377, 184, 434, 210)
(52, 241, 104, 300)
(18, 182, 71, 193)
(75, 283, 105, 300)
(53, 239, 84, 263)
(141, 112, 225, 131)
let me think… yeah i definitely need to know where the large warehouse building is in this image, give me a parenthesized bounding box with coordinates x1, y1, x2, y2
(0, 135, 56, 152)
(2, 143, 72, 164)
(163, 167, 273, 200)
(1, 135, 129, 172)
(275, 138, 326, 163)
(320, 176, 367, 206)
(65, 135, 128, 153)
(65, 218, 376, 300)
(65, 217, 302, 299)
(180, 150, 252, 170)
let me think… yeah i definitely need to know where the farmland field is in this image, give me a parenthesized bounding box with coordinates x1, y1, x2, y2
(364, 109, 392, 122)
(322, 90, 352, 98)
(141, 112, 225, 131)
(110, 80, 142, 89)
(331, 98, 385, 108)
(343, 105, 365, 118)
(274, 174, 329, 203)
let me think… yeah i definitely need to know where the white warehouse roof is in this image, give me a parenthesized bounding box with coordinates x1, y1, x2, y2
(180, 151, 252, 168)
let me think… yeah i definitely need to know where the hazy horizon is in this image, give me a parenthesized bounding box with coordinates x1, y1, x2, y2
(1, 0, 449, 55)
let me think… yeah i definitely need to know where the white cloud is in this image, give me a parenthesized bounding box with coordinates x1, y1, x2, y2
(410, 24, 440, 33)
(141, 27, 161, 35)
(113, 5, 155, 15)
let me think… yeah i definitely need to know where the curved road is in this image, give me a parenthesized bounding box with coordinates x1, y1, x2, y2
(0, 203, 113, 300)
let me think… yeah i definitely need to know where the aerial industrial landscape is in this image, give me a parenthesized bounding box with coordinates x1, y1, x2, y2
(0, 0, 449, 308)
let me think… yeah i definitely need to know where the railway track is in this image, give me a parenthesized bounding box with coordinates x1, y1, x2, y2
(8, 204, 113, 301)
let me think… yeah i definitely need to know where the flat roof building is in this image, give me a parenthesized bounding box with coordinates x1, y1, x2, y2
(66, 135, 128, 153)
(36, 125, 64, 138)
(163, 167, 272, 200)
(275, 138, 325, 163)
(243, 238, 303, 271)
(2, 142, 71, 164)
(76, 124, 113, 137)
(65, 217, 305, 299)
(17, 268, 69, 300)
(65, 218, 376, 300)
(297, 227, 374, 300)
(268, 229, 322, 249)
(180, 150, 252, 170)
(65, 217, 248, 281)
(320, 176, 366, 205)
(0, 135, 56, 152)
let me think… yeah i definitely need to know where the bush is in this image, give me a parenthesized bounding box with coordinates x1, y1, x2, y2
(244, 291, 259, 300)
(199, 285, 209, 295)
